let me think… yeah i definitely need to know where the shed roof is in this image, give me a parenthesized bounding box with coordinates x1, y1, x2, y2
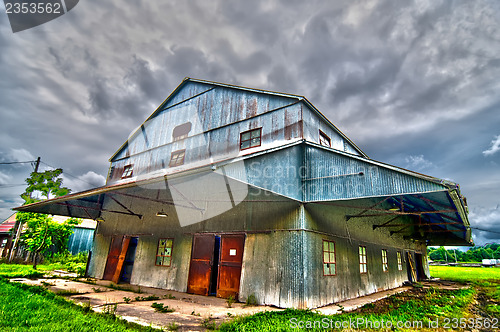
(0, 214, 16, 234)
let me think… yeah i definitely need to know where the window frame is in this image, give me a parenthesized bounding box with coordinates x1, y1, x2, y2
(169, 149, 186, 167)
(322, 240, 337, 276)
(359, 245, 367, 274)
(319, 130, 331, 147)
(397, 251, 403, 271)
(382, 249, 388, 272)
(121, 164, 133, 179)
(240, 128, 262, 151)
(155, 238, 174, 267)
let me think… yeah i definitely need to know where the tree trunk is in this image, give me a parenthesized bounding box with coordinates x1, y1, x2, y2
(33, 252, 38, 269)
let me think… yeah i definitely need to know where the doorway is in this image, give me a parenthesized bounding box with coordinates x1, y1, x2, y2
(187, 234, 245, 299)
(103, 236, 133, 283)
(414, 253, 426, 280)
(406, 251, 417, 282)
(120, 237, 139, 283)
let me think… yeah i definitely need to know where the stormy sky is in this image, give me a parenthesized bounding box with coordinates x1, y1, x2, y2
(0, 0, 499, 245)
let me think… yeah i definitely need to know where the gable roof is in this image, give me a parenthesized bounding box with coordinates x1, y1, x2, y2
(0, 213, 16, 234)
(109, 78, 368, 161)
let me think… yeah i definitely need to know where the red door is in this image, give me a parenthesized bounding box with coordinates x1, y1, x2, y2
(217, 234, 245, 299)
(102, 236, 131, 283)
(187, 234, 215, 296)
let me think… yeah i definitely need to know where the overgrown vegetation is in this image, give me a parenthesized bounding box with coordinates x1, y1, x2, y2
(428, 244, 500, 262)
(218, 286, 476, 331)
(430, 265, 500, 318)
(0, 278, 160, 331)
(151, 302, 175, 313)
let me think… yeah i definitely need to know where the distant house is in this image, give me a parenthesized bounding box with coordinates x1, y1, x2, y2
(16, 78, 471, 309)
(0, 214, 16, 257)
(0, 213, 96, 257)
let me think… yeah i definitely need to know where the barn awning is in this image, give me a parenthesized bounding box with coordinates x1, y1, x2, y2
(14, 142, 471, 246)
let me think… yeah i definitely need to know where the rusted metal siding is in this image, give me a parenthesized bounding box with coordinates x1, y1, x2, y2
(302, 105, 362, 156)
(109, 83, 303, 184)
(303, 145, 446, 202)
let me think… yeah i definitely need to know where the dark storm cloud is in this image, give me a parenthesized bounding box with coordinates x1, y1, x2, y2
(0, 0, 499, 244)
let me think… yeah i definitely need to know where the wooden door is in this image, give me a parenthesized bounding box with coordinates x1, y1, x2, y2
(187, 234, 215, 296)
(217, 234, 245, 299)
(102, 236, 131, 283)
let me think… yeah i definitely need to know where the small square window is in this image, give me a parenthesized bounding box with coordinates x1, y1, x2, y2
(319, 130, 331, 147)
(382, 249, 388, 272)
(323, 240, 336, 276)
(359, 246, 367, 274)
(169, 149, 185, 167)
(397, 251, 403, 271)
(121, 165, 133, 179)
(240, 128, 262, 150)
(156, 238, 173, 267)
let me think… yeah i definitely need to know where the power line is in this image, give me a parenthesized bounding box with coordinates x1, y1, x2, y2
(0, 160, 36, 165)
(470, 227, 500, 235)
(40, 161, 97, 186)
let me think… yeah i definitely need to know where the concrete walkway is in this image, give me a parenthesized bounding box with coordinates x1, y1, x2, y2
(10, 276, 462, 331)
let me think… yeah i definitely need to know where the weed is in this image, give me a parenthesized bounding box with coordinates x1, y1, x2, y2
(226, 312, 232, 317)
(135, 295, 160, 301)
(191, 310, 201, 316)
(56, 289, 81, 296)
(123, 297, 131, 303)
(151, 302, 175, 313)
(226, 295, 235, 308)
(136, 286, 143, 294)
(164, 293, 176, 299)
(40, 281, 54, 287)
(245, 293, 258, 306)
(201, 316, 217, 330)
(92, 287, 105, 293)
(81, 300, 92, 313)
(167, 322, 179, 331)
(102, 303, 118, 317)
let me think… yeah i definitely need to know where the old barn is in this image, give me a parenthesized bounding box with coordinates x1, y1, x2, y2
(16, 78, 471, 308)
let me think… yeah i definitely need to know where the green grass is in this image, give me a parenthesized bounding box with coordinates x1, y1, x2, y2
(0, 278, 159, 331)
(218, 287, 475, 331)
(430, 265, 500, 282)
(430, 265, 500, 317)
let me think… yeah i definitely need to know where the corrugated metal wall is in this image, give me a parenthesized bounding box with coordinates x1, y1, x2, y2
(67, 227, 94, 254)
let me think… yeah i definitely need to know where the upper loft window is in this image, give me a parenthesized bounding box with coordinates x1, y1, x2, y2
(172, 122, 192, 141)
(240, 128, 262, 150)
(121, 164, 133, 179)
(319, 130, 331, 147)
(169, 149, 185, 167)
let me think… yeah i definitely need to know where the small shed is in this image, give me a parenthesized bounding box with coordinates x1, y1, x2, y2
(16, 78, 471, 309)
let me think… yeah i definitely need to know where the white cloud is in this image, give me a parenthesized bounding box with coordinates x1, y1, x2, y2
(404, 155, 433, 171)
(482, 135, 500, 156)
(62, 171, 106, 193)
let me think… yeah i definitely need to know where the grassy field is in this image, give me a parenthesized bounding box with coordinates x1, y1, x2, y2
(0, 263, 498, 331)
(430, 265, 500, 316)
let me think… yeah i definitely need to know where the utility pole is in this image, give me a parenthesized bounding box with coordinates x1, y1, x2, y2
(8, 157, 40, 262)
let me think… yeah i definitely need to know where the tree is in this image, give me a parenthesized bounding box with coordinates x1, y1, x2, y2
(16, 168, 76, 268)
(18, 212, 79, 269)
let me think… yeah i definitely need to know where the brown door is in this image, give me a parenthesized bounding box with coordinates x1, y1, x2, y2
(187, 234, 215, 296)
(217, 234, 245, 299)
(102, 236, 131, 283)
